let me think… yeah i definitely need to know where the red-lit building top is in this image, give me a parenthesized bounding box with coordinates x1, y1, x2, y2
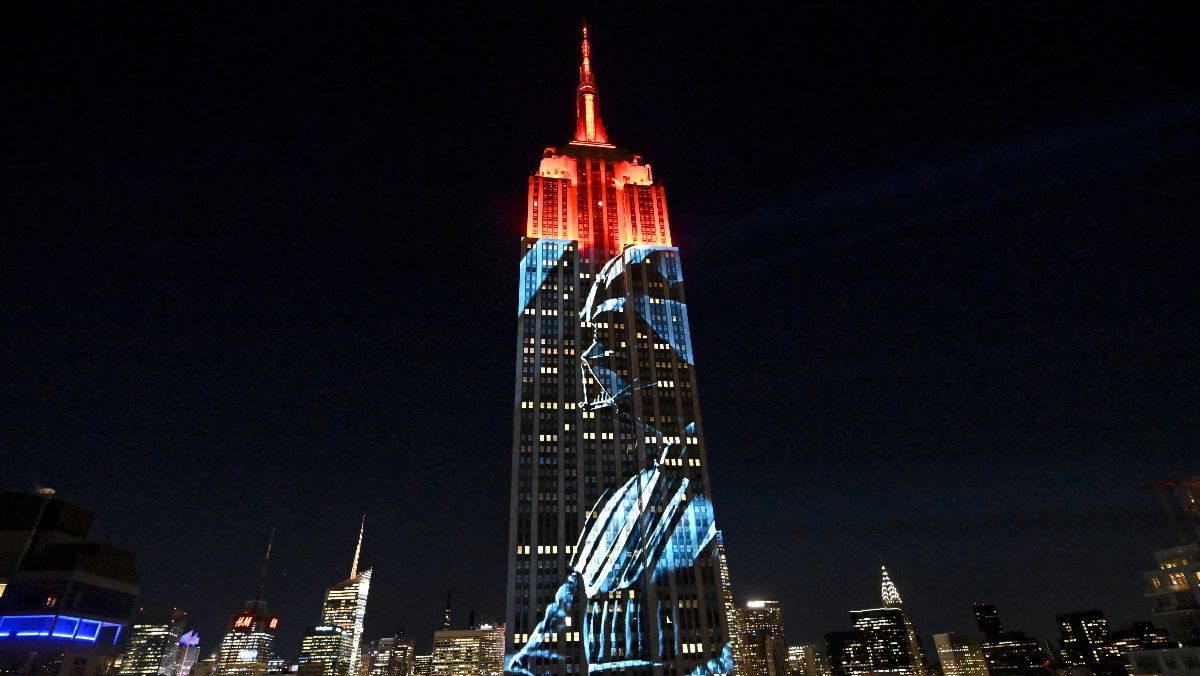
(526, 23, 672, 253)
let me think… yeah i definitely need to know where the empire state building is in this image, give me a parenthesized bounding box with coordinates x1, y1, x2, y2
(505, 24, 736, 676)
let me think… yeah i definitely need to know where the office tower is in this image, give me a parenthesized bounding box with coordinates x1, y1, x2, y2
(432, 624, 505, 676)
(300, 625, 349, 676)
(367, 634, 415, 676)
(414, 655, 433, 676)
(1145, 543, 1200, 646)
(716, 533, 750, 676)
(824, 631, 870, 676)
(740, 601, 789, 676)
(973, 606, 1002, 635)
(321, 519, 372, 676)
(120, 609, 190, 676)
(0, 489, 140, 676)
(177, 631, 202, 676)
(787, 645, 831, 676)
(878, 567, 926, 676)
(1056, 610, 1119, 669)
(933, 634, 989, 676)
(849, 609, 922, 676)
(216, 600, 279, 676)
(937, 605, 1048, 676)
(504, 22, 734, 676)
(1109, 623, 1174, 653)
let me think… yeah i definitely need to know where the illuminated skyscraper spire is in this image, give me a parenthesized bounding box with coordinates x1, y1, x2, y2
(573, 20, 609, 145)
(881, 565, 903, 607)
(350, 515, 365, 579)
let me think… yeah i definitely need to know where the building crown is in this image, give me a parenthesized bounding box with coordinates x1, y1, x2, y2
(881, 565, 903, 607)
(573, 21, 610, 145)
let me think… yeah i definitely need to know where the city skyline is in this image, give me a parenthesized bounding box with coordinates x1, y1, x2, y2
(5, 1, 1198, 664)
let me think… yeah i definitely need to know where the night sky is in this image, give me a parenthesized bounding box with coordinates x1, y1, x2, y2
(5, 1, 1199, 658)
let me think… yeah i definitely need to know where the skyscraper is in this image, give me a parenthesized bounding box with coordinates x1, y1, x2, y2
(216, 600, 278, 676)
(933, 634, 989, 676)
(366, 634, 415, 676)
(120, 609, 190, 676)
(740, 601, 789, 676)
(973, 606, 1003, 635)
(432, 624, 505, 676)
(1060, 609, 1113, 667)
(504, 22, 733, 676)
(217, 531, 280, 676)
(177, 631, 202, 676)
(786, 645, 831, 676)
(299, 625, 349, 676)
(320, 519, 372, 676)
(826, 569, 924, 676)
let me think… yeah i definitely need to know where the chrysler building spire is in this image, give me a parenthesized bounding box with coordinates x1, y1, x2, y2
(573, 20, 610, 145)
(881, 564, 903, 607)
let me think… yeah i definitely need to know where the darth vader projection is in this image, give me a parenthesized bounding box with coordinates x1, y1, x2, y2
(508, 245, 734, 676)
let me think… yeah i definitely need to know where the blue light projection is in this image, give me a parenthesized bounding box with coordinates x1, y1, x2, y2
(0, 615, 122, 644)
(509, 245, 732, 676)
(519, 239, 573, 315)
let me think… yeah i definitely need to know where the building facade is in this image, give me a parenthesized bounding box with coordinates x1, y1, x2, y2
(299, 625, 348, 676)
(1056, 610, 1118, 670)
(1145, 544, 1200, 646)
(366, 635, 415, 676)
(787, 645, 831, 676)
(319, 521, 371, 676)
(120, 609, 190, 676)
(432, 625, 505, 676)
(504, 22, 733, 676)
(933, 634, 989, 676)
(216, 600, 278, 676)
(740, 601, 788, 676)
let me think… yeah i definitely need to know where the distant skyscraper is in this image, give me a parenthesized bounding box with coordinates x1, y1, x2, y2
(716, 533, 750, 676)
(299, 625, 349, 676)
(217, 531, 280, 676)
(933, 634, 989, 676)
(177, 631, 202, 676)
(849, 609, 922, 676)
(740, 601, 789, 676)
(504, 22, 734, 676)
(432, 624, 505, 676)
(825, 568, 926, 676)
(973, 606, 1003, 635)
(367, 634, 415, 676)
(1108, 622, 1174, 653)
(824, 631, 870, 676)
(787, 645, 831, 676)
(1144, 542, 1200, 646)
(1056, 610, 1118, 669)
(216, 600, 279, 676)
(413, 655, 433, 676)
(938, 605, 1048, 676)
(120, 609, 190, 676)
(320, 518, 372, 676)
(878, 566, 926, 676)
